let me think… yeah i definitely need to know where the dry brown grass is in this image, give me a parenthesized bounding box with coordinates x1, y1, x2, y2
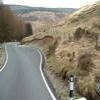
(22, 1, 100, 99)
(44, 1, 100, 40)
(77, 53, 93, 71)
(76, 73, 96, 100)
(75, 53, 97, 100)
(54, 37, 100, 99)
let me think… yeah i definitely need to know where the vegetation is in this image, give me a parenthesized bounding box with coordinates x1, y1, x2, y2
(25, 23, 33, 37)
(95, 34, 100, 49)
(77, 53, 93, 71)
(22, 1, 100, 100)
(0, 4, 26, 42)
(74, 27, 84, 40)
(9, 5, 77, 14)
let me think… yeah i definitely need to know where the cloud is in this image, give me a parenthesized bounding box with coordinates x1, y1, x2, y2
(4, 0, 100, 8)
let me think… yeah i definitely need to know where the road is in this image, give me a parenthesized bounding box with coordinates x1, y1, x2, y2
(0, 43, 53, 100)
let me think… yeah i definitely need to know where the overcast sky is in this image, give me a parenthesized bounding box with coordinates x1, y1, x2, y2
(3, 0, 100, 8)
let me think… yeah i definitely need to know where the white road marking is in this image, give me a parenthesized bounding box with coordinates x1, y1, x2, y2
(1, 44, 88, 100)
(18, 45, 27, 47)
(19, 45, 57, 100)
(0, 44, 8, 72)
(3, 44, 57, 100)
(38, 50, 57, 100)
(76, 97, 87, 100)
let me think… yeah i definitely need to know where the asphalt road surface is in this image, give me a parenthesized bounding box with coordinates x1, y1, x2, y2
(0, 43, 53, 100)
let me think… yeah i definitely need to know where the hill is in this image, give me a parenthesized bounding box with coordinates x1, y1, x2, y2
(47, 1, 100, 100)
(20, 11, 67, 33)
(48, 1, 100, 38)
(22, 1, 100, 100)
(7, 5, 77, 34)
(8, 5, 77, 14)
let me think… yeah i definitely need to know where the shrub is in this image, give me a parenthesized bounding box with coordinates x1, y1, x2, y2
(77, 53, 93, 71)
(74, 27, 85, 40)
(47, 39, 58, 57)
(25, 23, 33, 37)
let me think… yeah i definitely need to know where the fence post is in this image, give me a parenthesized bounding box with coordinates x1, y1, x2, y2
(68, 74, 74, 100)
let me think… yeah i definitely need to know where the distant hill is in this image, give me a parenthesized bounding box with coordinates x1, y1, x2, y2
(8, 5, 77, 14)
(7, 5, 77, 34)
(45, 1, 100, 38)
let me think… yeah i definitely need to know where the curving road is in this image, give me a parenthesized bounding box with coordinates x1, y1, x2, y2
(0, 43, 53, 100)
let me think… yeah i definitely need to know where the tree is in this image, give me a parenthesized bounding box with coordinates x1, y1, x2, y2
(0, 4, 25, 42)
(25, 23, 33, 36)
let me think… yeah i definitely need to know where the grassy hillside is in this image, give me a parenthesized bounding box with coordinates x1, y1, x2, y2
(22, 1, 100, 100)
(46, 1, 100, 38)
(47, 1, 100, 100)
(8, 5, 77, 14)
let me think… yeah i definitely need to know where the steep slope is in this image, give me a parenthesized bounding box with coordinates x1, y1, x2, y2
(22, 1, 100, 100)
(45, 1, 100, 100)
(48, 1, 100, 38)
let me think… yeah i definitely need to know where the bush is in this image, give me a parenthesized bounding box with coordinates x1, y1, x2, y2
(47, 40, 58, 57)
(74, 27, 85, 40)
(25, 23, 33, 37)
(77, 53, 93, 71)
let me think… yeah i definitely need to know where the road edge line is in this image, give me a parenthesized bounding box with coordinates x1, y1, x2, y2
(38, 50, 57, 100)
(19, 45, 57, 100)
(0, 44, 8, 72)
